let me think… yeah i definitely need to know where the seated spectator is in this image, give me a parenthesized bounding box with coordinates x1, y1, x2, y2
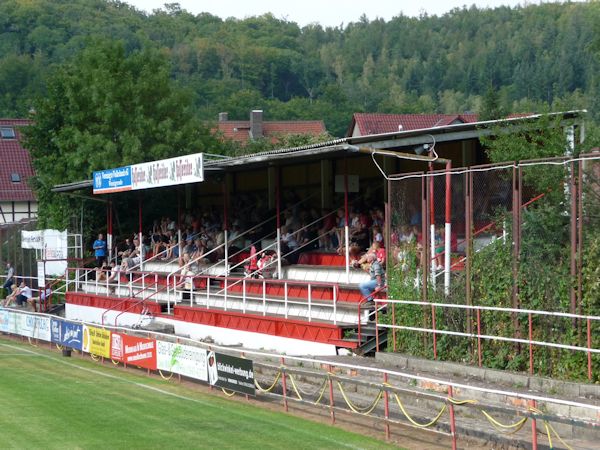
(95, 263, 109, 282)
(181, 238, 196, 266)
(257, 252, 275, 279)
(106, 261, 121, 293)
(358, 253, 386, 304)
(318, 209, 336, 250)
(2, 283, 18, 307)
(191, 238, 206, 263)
(123, 238, 145, 270)
(372, 225, 384, 247)
(33, 286, 53, 312)
(117, 238, 136, 261)
(14, 280, 33, 308)
(353, 240, 384, 270)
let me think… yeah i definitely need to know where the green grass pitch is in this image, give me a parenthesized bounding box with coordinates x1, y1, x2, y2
(0, 337, 395, 449)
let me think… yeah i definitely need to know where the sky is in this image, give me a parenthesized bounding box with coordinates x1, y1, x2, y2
(123, 1, 571, 27)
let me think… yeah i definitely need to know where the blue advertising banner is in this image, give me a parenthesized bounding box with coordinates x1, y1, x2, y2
(93, 166, 132, 194)
(61, 322, 83, 350)
(51, 319, 84, 350)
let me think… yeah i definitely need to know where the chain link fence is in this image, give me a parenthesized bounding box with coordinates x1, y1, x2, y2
(386, 154, 600, 380)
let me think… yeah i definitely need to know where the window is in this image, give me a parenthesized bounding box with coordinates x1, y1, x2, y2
(0, 127, 16, 139)
(10, 173, 20, 183)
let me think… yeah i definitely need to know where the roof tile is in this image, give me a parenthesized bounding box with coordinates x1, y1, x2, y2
(216, 120, 326, 144)
(0, 119, 36, 202)
(349, 113, 479, 136)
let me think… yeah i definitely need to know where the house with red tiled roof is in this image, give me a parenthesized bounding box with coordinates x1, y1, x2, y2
(346, 113, 479, 137)
(216, 110, 327, 145)
(0, 119, 37, 223)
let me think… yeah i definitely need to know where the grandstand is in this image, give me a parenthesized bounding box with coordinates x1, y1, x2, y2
(47, 111, 587, 358)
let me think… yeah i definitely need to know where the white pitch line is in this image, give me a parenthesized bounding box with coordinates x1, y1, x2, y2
(0, 342, 367, 450)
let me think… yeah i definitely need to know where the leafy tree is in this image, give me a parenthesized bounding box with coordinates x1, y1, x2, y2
(24, 39, 224, 229)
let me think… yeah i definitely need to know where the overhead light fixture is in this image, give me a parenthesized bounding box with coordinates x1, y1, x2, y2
(414, 143, 430, 155)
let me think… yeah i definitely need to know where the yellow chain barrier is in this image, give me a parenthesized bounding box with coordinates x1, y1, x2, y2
(480, 411, 527, 434)
(254, 371, 281, 392)
(446, 397, 478, 406)
(336, 381, 383, 415)
(392, 391, 447, 428)
(530, 406, 574, 450)
(90, 353, 100, 361)
(55, 344, 64, 351)
(111, 359, 120, 365)
(158, 369, 173, 380)
(221, 388, 236, 397)
(287, 374, 329, 403)
(27, 337, 38, 347)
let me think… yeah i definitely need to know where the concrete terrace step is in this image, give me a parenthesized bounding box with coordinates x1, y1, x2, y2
(283, 265, 369, 284)
(138, 260, 370, 285)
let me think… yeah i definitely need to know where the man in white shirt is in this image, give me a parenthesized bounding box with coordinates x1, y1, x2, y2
(15, 280, 32, 307)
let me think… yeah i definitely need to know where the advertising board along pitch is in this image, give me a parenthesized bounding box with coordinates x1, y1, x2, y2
(93, 153, 204, 194)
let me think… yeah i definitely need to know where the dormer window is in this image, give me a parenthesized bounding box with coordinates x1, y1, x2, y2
(11, 173, 21, 183)
(0, 127, 16, 139)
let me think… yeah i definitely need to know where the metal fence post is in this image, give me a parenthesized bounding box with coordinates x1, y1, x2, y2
(280, 357, 288, 412)
(448, 385, 457, 450)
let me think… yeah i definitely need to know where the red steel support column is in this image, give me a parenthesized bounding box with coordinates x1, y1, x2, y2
(280, 356, 288, 412)
(587, 318, 592, 381)
(328, 364, 335, 424)
(429, 163, 436, 286)
(223, 181, 229, 274)
(392, 299, 397, 352)
(511, 166, 520, 341)
(344, 159, 350, 283)
(421, 174, 428, 302)
(570, 162, 578, 319)
(448, 385, 457, 450)
(138, 195, 143, 271)
(276, 168, 283, 279)
(530, 399, 538, 450)
(476, 307, 482, 367)
(431, 304, 437, 360)
(528, 313, 534, 375)
(107, 199, 113, 263)
(383, 373, 390, 440)
(375, 306, 379, 350)
(577, 161, 583, 319)
(444, 161, 452, 295)
(465, 171, 472, 335)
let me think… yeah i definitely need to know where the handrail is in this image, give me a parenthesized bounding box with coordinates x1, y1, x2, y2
(166, 197, 325, 293)
(113, 298, 150, 327)
(172, 272, 343, 324)
(127, 243, 172, 272)
(165, 241, 226, 296)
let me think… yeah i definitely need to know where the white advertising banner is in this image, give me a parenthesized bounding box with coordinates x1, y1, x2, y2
(43, 229, 68, 276)
(37, 261, 45, 288)
(131, 153, 204, 191)
(0, 310, 9, 332)
(16, 313, 51, 341)
(21, 230, 44, 249)
(156, 340, 208, 382)
(21, 229, 68, 276)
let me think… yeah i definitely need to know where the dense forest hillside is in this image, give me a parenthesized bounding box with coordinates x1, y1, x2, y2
(1, 0, 599, 136)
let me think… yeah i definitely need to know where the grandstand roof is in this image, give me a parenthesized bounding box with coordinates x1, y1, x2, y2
(0, 119, 36, 201)
(52, 110, 585, 192)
